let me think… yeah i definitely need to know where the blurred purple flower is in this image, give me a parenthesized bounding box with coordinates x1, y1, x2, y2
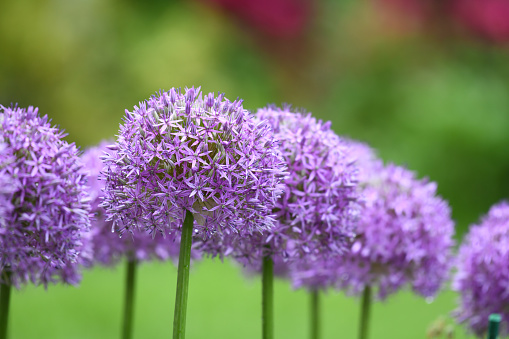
(453, 201, 509, 337)
(101, 87, 287, 241)
(327, 151, 455, 299)
(205, 106, 359, 269)
(292, 142, 454, 296)
(82, 141, 199, 265)
(290, 141, 376, 291)
(0, 105, 92, 287)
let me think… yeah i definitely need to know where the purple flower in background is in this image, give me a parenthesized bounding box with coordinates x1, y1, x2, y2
(453, 201, 509, 337)
(290, 256, 339, 291)
(101, 87, 287, 239)
(290, 141, 376, 291)
(82, 141, 199, 265)
(0, 105, 92, 287)
(207, 106, 359, 268)
(325, 146, 455, 299)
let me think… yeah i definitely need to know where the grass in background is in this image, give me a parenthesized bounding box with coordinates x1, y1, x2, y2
(11, 259, 474, 339)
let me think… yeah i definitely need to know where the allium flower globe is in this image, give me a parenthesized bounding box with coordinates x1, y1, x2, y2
(291, 142, 455, 296)
(207, 106, 359, 268)
(453, 201, 509, 337)
(332, 153, 455, 299)
(82, 142, 197, 265)
(101, 87, 287, 239)
(0, 105, 92, 287)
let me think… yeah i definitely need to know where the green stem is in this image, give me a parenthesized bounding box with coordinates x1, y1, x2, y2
(121, 259, 137, 339)
(0, 270, 11, 339)
(487, 314, 501, 339)
(262, 255, 274, 339)
(358, 286, 372, 339)
(173, 210, 194, 339)
(310, 289, 320, 339)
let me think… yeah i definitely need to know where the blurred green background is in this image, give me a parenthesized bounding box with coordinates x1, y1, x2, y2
(1, 0, 508, 337)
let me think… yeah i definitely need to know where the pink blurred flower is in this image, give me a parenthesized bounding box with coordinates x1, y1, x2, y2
(451, 0, 509, 43)
(200, 0, 312, 38)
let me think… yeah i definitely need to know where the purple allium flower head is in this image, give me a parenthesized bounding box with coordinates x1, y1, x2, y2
(101, 87, 287, 239)
(0, 105, 92, 287)
(324, 146, 455, 299)
(206, 105, 359, 268)
(453, 201, 509, 337)
(83, 141, 199, 265)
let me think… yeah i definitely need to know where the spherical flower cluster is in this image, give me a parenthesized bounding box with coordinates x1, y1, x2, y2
(332, 158, 455, 299)
(207, 106, 359, 267)
(83, 142, 198, 265)
(453, 201, 509, 337)
(101, 87, 287, 239)
(0, 105, 91, 287)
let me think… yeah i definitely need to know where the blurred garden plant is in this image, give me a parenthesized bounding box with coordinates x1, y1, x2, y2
(375, 0, 509, 44)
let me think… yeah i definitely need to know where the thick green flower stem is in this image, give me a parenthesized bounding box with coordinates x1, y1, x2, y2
(358, 286, 372, 339)
(310, 289, 320, 339)
(122, 259, 137, 339)
(0, 270, 11, 339)
(173, 210, 194, 339)
(262, 255, 274, 339)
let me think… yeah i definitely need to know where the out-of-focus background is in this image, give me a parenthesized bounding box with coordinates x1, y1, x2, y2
(1, 0, 508, 337)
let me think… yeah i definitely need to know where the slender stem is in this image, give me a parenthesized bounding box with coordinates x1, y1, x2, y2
(310, 289, 320, 339)
(487, 314, 501, 339)
(358, 286, 372, 339)
(0, 270, 12, 339)
(173, 210, 194, 339)
(262, 255, 274, 339)
(121, 259, 137, 339)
